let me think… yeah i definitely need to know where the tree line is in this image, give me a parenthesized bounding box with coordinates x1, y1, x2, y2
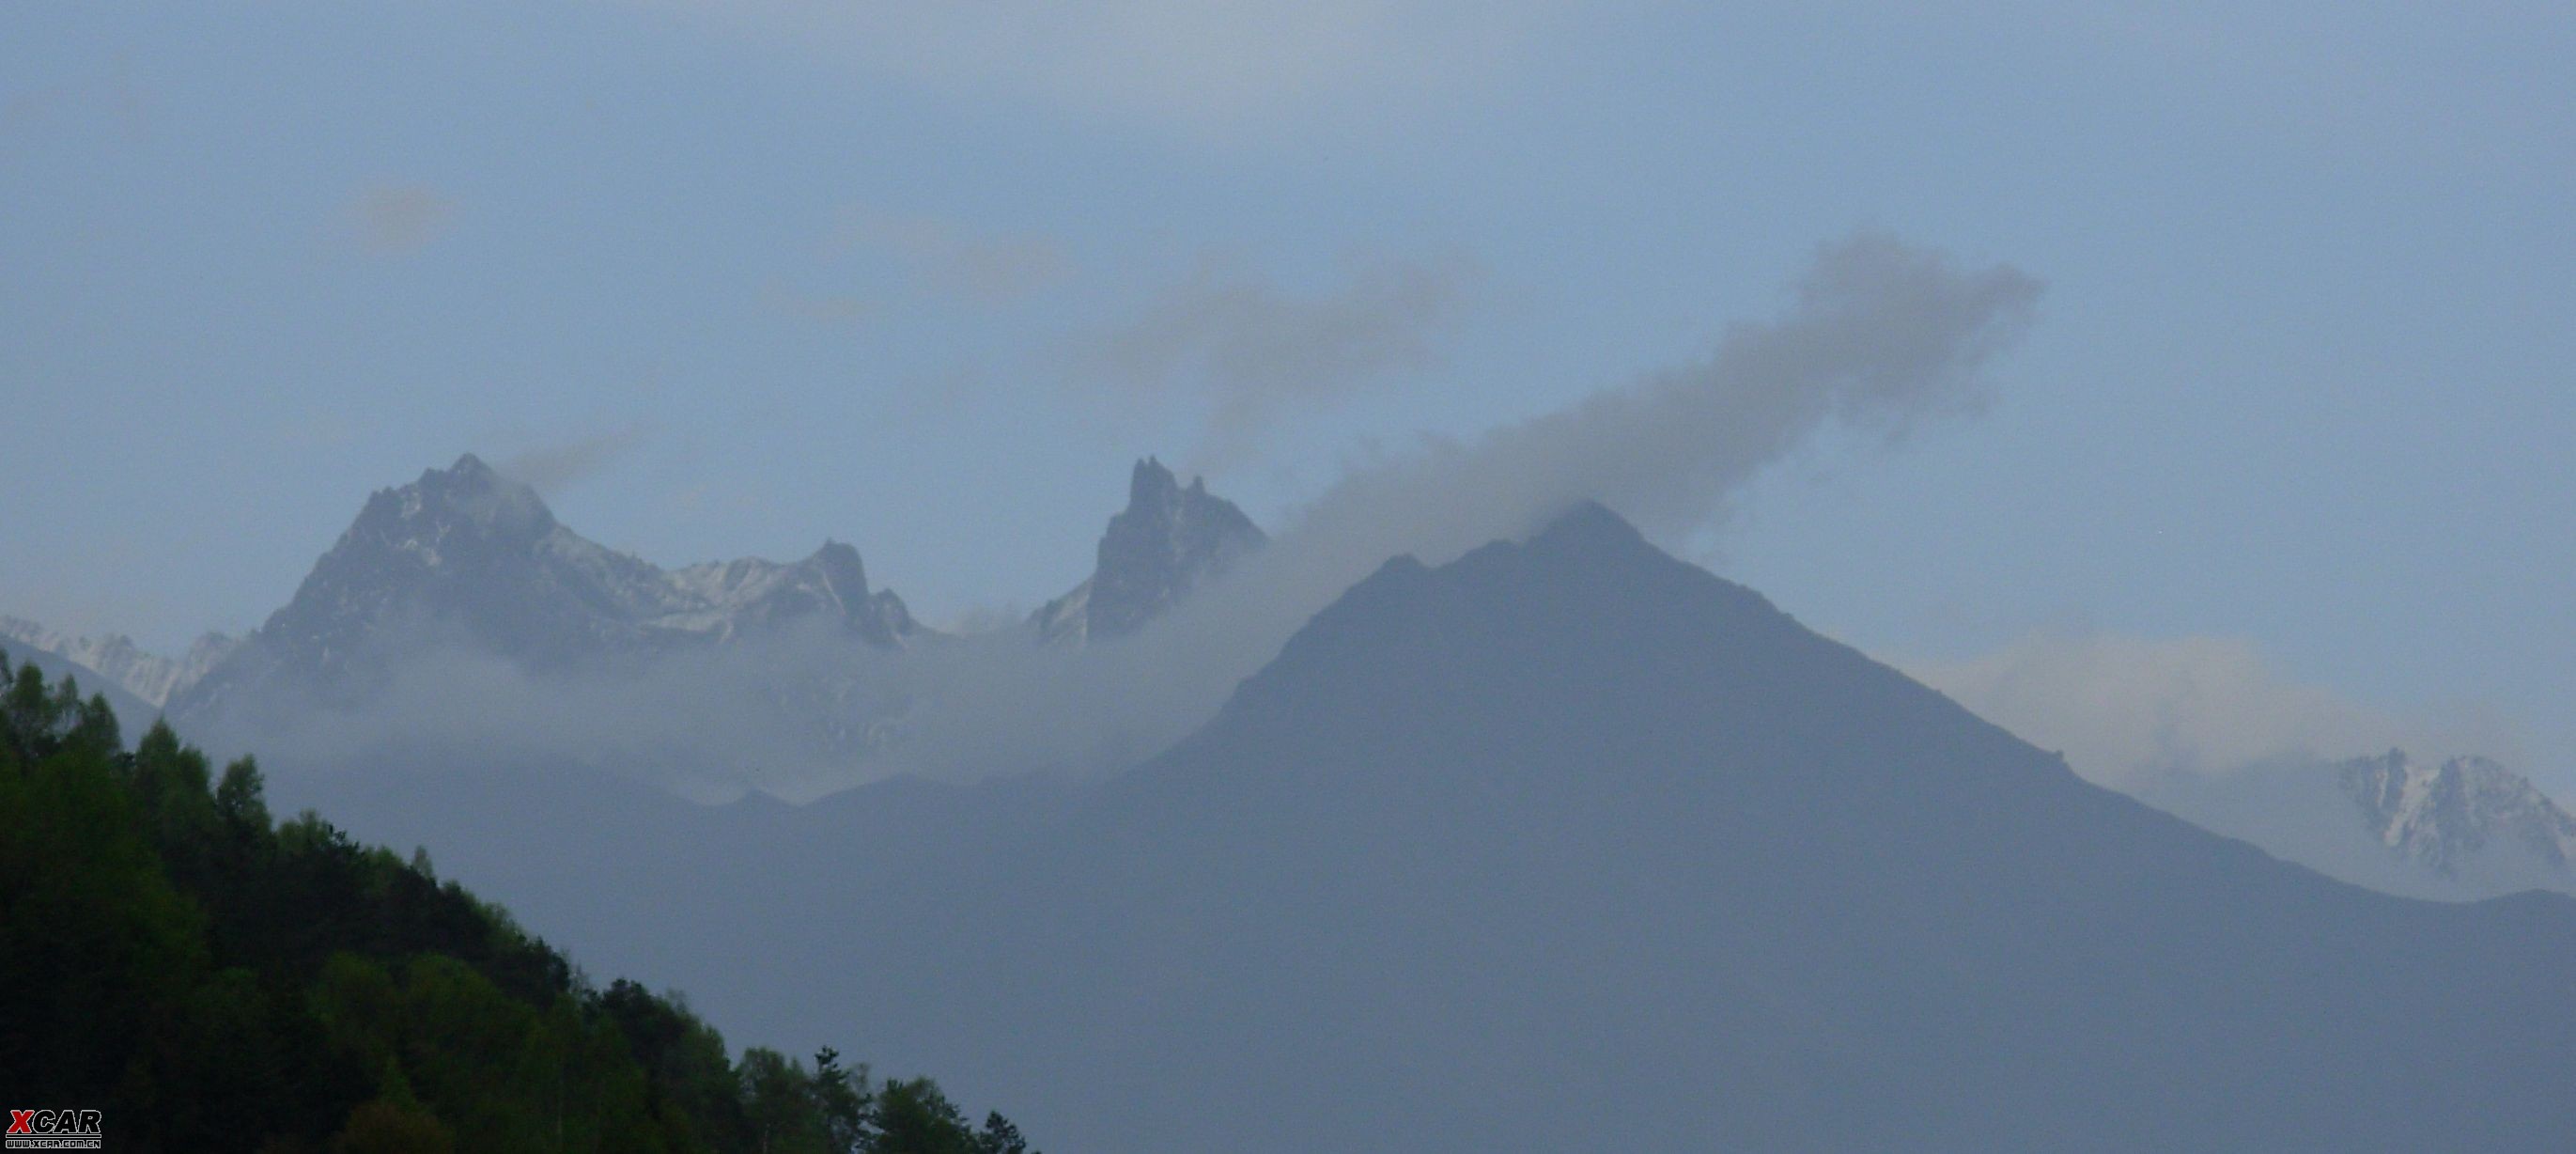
(0, 650, 1036, 1154)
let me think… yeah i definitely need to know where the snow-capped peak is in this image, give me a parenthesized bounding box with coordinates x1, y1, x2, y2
(170, 458, 923, 719)
(0, 615, 237, 708)
(2337, 749, 2576, 876)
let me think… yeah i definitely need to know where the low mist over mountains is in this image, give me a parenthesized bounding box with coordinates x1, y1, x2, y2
(0, 226, 2562, 1145)
(14, 459, 2576, 1148)
(31, 450, 2562, 901)
(241, 502, 2576, 1152)
(91, 452, 1275, 795)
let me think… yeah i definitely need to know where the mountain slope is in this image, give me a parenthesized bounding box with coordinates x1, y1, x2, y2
(822, 503, 2576, 1152)
(0, 653, 1037, 1153)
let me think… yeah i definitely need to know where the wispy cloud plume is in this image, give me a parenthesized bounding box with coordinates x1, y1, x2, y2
(497, 427, 653, 497)
(864, 231, 2044, 784)
(344, 183, 458, 256)
(649, 0, 1575, 135)
(1083, 251, 1481, 467)
(831, 207, 1071, 303)
(1253, 230, 2038, 585)
(761, 280, 874, 328)
(1900, 631, 2518, 786)
(209, 232, 2046, 798)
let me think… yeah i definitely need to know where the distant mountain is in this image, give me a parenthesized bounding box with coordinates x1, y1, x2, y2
(0, 615, 235, 708)
(315, 502, 2576, 1153)
(2125, 750, 2576, 900)
(1032, 458, 1265, 644)
(0, 637, 160, 727)
(150, 453, 1270, 786)
(2340, 750, 2576, 875)
(173, 454, 921, 723)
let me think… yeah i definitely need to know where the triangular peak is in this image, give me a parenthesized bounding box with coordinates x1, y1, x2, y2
(1523, 499, 1651, 555)
(1129, 456, 1181, 505)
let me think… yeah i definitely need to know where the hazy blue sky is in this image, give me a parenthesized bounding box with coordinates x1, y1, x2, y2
(7, 3, 2570, 784)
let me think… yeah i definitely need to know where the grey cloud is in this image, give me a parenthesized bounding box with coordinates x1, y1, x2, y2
(209, 622, 899, 802)
(1086, 252, 1481, 466)
(275, 413, 366, 450)
(667, 1, 1574, 135)
(1, 57, 153, 141)
(1901, 632, 2401, 784)
(496, 427, 652, 497)
(762, 280, 874, 328)
(1899, 630, 2521, 787)
(855, 232, 2043, 786)
(1900, 629, 2555, 903)
(1238, 230, 2039, 609)
(345, 183, 458, 256)
(832, 207, 1071, 303)
(207, 232, 2045, 799)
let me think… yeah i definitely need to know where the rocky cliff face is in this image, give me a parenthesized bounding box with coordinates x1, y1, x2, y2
(172, 455, 919, 721)
(1032, 458, 1265, 644)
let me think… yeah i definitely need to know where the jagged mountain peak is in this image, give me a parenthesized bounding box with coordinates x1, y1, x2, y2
(366, 452, 556, 538)
(172, 458, 922, 721)
(1118, 457, 1242, 536)
(661, 538, 916, 647)
(429, 450, 538, 500)
(1034, 458, 1267, 644)
(1130, 454, 1179, 500)
(812, 537, 863, 572)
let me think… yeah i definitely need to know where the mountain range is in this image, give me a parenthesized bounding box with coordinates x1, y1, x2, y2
(23, 454, 2561, 901)
(169, 454, 923, 722)
(244, 500, 2576, 1152)
(85, 454, 1261, 784)
(14, 458, 2576, 1148)
(0, 614, 235, 709)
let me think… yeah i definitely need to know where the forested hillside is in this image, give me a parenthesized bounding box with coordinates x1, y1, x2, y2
(0, 651, 1034, 1154)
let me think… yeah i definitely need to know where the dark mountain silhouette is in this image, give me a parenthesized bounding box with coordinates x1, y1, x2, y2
(286, 501, 2576, 1152)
